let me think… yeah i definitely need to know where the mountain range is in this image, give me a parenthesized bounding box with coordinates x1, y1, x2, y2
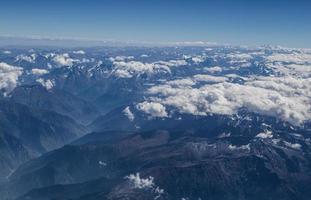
(0, 45, 310, 199)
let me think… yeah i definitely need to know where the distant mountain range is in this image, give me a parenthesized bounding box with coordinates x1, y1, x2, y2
(0, 36, 218, 47)
(0, 45, 310, 199)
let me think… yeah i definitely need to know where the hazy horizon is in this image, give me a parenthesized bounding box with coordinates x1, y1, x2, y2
(1, 0, 311, 48)
(0, 35, 310, 49)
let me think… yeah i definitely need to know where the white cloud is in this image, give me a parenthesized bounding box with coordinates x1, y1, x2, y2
(36, 78, 54, 90)
(31, 68, 49, 75)
(283, 141, 301, 150)
(245, 76, 311, 98)
(225, 52, 253, 66)
(228, 144, 250, 151)
(136, 102, 168, 118)
(44, 52, 56, 59)
(3, 50, 11, 54)
(114, 69, 133, 78)
(112, 60, 176, 78)
(123, 106, 135, 121)
(163, 74, 227, 89)
(47, 63, 52, 69)
(142, 73, 311, 126)
(53, 53, 75, 66)
(98, 161, 107, 167)
(113, 61, 161, 77)
(204, 66, 223, 73)
(155, 59, 187, 67)
(0, 62, 23, 94)
(154, 187, 165, 200)
(265, 62, 311, 78)
(111, 58, 188, 78)
(73, 50, 85, 55)
(193, 74, 228, 83)
(226, 53, 253, 60)
(256, 130, 273, 139)
(266, 52, 311, 64)
(126, 173, 155, 189)
(125, 173, 164, 199)
(16, 54, 36, 63)
(191, 56, 205, 64)
(133, 48, 310, 126)
(109, 56, 134, 62)
(166, 78, 195, 87)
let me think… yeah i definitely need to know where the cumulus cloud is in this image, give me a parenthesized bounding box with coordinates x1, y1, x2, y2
(125, 173, 164, 199)
(193, 74, 228, 83)
(113, 61, 161, 77)
(53, 53, 75, 66)
(283, 141, 301, 150)
(3, 50, 11, 54)
(126, 173, 155, 189)
(123, 106, 135, 121)
(265, 62, 311, 78)
(16, 54, 36, 63)
(36, 78, 54, 90)
(226, 52, 253, 60)
(191, 56, 206, 64)
(204, 66, 223, 73)
(111, 59, 186, 78)
(0, 62, 23, 94)
(256, 130, 273, 139)
(166, 78, 195, 87)
(98, 161, 107, 167)
(31, 68, 49, 75)
(228, 144, 250, 151)
(224, 52, 253, 66)
(109, 56, 134, 62)
(245, 76, 311, 98)
(140, 72, 310, 126)
(155, 59, 187, 67)
(164, 74, 227, 88)
(114, 69, 133, 78)
(111, 57, 187, 78)
(73, 50, 85, 55)
(136, 102, 168, 118)
(266, 52, 311, 64)
(264, 50, 311, 77)
(130, 48, 310, 126)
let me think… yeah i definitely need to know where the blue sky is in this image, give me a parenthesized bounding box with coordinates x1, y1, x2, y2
(1, 0, 311, 47)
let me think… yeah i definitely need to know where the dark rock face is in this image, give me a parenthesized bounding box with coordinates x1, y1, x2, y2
(0, 100, 86, 181)
(0, 133, 30, 182)
(10, 85, 100, 125)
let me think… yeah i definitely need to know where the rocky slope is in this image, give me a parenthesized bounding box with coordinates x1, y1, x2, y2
(0, 100, 87, 181)
(2, 115, 311, 200)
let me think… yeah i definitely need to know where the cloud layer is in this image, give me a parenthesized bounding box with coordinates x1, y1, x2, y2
(135, 49, 311, 126)
(0, 62, 23, 94)
(111, 58, 187, 78)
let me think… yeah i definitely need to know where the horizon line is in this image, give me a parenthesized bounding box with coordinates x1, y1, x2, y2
(0, 35, 309, 50)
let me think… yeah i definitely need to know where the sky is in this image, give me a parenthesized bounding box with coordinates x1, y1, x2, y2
(0, 0, 311, 47)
